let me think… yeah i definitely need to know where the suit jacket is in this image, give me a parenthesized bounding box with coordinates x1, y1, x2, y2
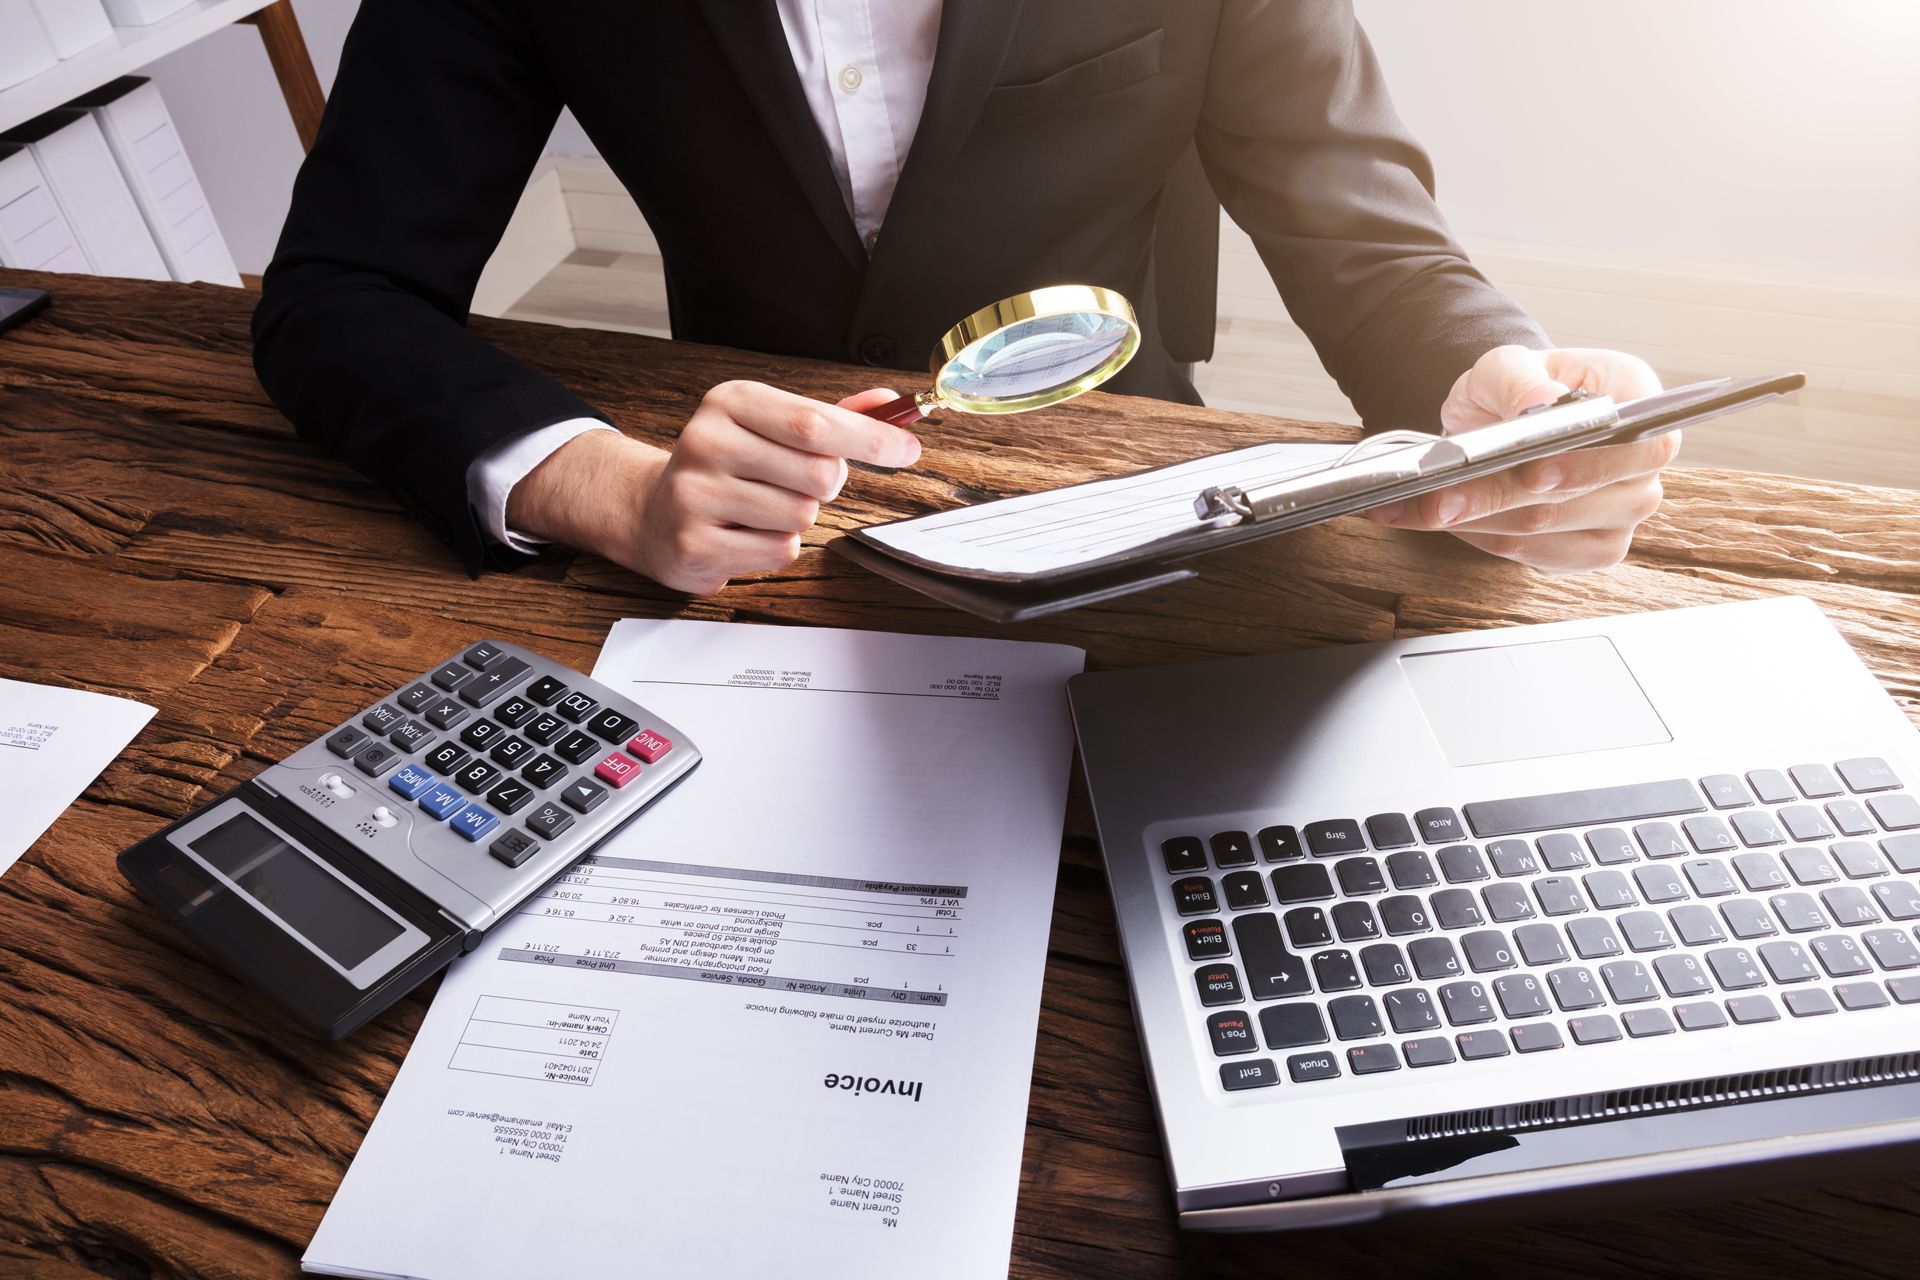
(253, 0, 1548, 574)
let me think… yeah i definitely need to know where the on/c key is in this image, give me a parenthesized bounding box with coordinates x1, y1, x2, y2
(594, 751, 643, 788)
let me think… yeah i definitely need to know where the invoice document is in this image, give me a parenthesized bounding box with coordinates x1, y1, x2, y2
(863, 439, 1349, 577)
(0, 677, 154, 874)
(305, 620, 1085, 1280)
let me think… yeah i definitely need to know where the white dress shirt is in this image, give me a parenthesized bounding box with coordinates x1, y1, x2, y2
(468, 0, 944, 553)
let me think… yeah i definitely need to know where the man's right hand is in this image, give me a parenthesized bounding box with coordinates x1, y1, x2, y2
(506, 382, 920, 594)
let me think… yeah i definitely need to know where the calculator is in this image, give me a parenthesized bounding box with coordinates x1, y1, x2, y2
(118, 641, 701, 1039)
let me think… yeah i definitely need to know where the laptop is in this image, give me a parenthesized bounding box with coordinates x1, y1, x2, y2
(1067, 596, 1920, 1228)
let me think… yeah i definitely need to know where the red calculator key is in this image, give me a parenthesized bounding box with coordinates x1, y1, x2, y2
(594, 751, 643, 788)
(627, 729, 673, 763)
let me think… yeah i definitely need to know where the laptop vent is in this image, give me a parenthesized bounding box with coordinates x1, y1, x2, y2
(1402, 1053, 1920, 1143)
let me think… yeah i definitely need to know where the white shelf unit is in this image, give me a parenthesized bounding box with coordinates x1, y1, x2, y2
(0, 0, 277, 136)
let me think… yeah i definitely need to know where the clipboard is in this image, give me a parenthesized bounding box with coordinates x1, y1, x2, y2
(832, 373, 1807, 623)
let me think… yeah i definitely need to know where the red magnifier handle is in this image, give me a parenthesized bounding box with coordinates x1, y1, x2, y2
(862, 393, 928, 426)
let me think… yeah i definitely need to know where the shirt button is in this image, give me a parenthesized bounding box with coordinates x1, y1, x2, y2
(864, 228, 880, 254)
(838, 64, 864, 93)
(859, 335, 895, 365)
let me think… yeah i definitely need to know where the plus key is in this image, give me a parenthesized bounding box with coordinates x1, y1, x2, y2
(594, 751, 643, 789)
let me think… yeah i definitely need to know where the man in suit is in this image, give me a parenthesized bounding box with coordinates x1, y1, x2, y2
(254, 1, 1674, 595)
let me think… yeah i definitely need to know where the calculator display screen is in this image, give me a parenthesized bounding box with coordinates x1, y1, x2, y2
(190, 812, 403, 969)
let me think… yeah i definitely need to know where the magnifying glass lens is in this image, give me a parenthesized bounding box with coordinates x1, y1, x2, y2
(939, 310, 1133, 404)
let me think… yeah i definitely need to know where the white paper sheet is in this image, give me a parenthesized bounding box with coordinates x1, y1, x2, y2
(0, 677, 154, 874)
(863, 439, 1351, 576)
(304, 620, 1085, 1280)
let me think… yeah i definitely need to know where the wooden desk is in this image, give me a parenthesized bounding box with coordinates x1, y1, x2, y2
(3, 271, 1918, 1279)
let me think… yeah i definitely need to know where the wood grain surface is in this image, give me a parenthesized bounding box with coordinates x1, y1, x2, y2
(3, 269, 1919, 1280)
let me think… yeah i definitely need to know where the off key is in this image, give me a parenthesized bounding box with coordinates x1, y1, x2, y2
(594, 751, 643, 788)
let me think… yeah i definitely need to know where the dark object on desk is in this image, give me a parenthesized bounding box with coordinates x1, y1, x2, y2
(0, 285, 49, 335)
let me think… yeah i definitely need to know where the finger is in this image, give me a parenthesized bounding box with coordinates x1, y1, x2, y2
(1444, 476, 1664, 537)
(1507, 431, 1681, 499)
(1370, 432, 1679, 530)
(709, 380, 922, 468)
(707, 526, 806, 576)
(709, 476, 822, 534)
(720, 423, 850, 501)
(836, 387, 903, 413)
(1442, 345, 1570, 432)
(1453, 526, 1638, 575)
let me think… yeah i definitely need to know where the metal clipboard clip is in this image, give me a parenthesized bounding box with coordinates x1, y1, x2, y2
(1192, 390, 1618, 525)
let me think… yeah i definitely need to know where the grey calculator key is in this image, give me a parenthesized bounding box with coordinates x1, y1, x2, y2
(1312, 949, 1361, 992)
(1820, 886, 1878, 927)
(1783, 847, 1839, 884)
(1383, 988, 1437, 1032)
(561, 777, 608, 813)
(1810, 933, 1873, 978)
(1674, 1001, 1728, 1031)
(1883, 834, 1920, 874)
(1513, 922, 1569, 966)
(1224, 1059, 1282, 1090)
(1173, 877, 1218, 916)
(1586, 828, 1638, 865)
(1634, 822, 1687, 859)
(1408, 936, 1462, 980)
(1438, 981, 1494, 1026)
(1436, 845, 1488, 883)
(1207, 1011, 1258, 1056)
(1327, 994, 1383, 1040)
(1618, 911, 1673, 952)
(1284, 906, 1332, 947)
(1682, 816, 1737, 853)
(1832, 841, 1888, 879)
(1283, 1053, 1339, 1084)
(493, 695, 538, 729)
(361, 704, 405, 734)
(1634, 863, 1688, 903)
(1537, 832, 1587, 871)
(1681, 858, 1735, 897)
(1747, 769, 1795, 804)
(1730, 811, 1785, 847)
(429, 661, 472, 691)
(1568, 1013, 1622, 1044)
(1511, 1022, 1563, 1053)
(1583, 869, 1635, 910)
(1304, 819, 1364, 857)
(1360, 943, 1410, 986)
(1733, 851, 1787, 891)
(1430, 888, 1484, 929)
(1162, 837, 1206, 874)
(1870, 794, 1920, 832)
(524, 675, 568, 706)
(1778, 805, 1833, 843)
(1335, 857, 1385, 896)
(1655, 952, 1713, 997)
(1770, 891, 1828, 932)
(1725, 994, 1780, 1025)
(1758, 940, 1818, 983)
(1783, 988, 1837, 1017)
(1706, 946, 1765, 989)
(489, 829, 539, 868)
(1829, 801, 1878, 837)
(1486, 840, 1538, 878)
(525, 802, 576, 840)
(1365, 813, 1416, 850)
(396, 683, 437, 713)
(463, 641, 506, 669)
(1700, 774, 1752, 809)
(1222, 870, 1269, 911)
(1532, 877, 1585, 917)
(1379, 896, 1429, 936)
(1621, 1007, 1676, 1037)
(424, 698, 469, 729)
(1462, 929, 1514, 973)
(525, 713, 567, 745)
(1547, 966, 1603, 1010)
(390, 719, 435, 752)
(459, 657, 531, 707)
(1402, 1035, 1455, 1067)
(1864, 928, 1920, 970)
(1837, 757, 1900, 793)
(1790, 764, 1844, 798)
(1258, 825, 1303, 862)
(1271, 863, 1337, 905)
(1331, 901, 1379, 942)
(1835, 980, 1890, 1010)
(1568, 917, 1623, 960)
(1482, 882, 1535, 923)
(1495, 974, 1551, 1019)
(354, 744, 400, 777)
(325, 726, 371, 758)
(1455, 1029, 1508, 1060)
(488, 779, 536, 816)
(1210, 831, 1256, 869)
(1414, 807, 1465, 844)
(1258, 1003, 1326, 1049)
(1669, 905, 1726, 947)
(1386, 850, 1437, 889)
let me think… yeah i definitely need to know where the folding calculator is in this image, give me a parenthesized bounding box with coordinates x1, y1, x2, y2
(119, 641, 701, 1038)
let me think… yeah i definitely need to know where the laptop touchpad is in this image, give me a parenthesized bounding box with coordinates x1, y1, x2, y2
(1400, 636, 1670, 767)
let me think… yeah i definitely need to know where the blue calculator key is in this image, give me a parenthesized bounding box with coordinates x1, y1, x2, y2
(419, 782, 468, 820)
(450, 804, 501, 842)
(389, 763, 437, 800)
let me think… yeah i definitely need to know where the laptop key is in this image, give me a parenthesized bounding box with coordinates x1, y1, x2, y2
(1820, 886, 1879, 927)
(1312, 949, 1361, 992)
(1335, 857, 1386, 896)
(1172, 877, 1217, 916)
(1829, 801, 1878, 838)
(1305, 819, 1365, 857)
(1783, 847, 1839, 885)
(1634, 864, 1688, 903)
(1271, 865, 1336, 903)
(1655, 953, 1714, 997)
(1837, 757, 1901, 793)
(1832, 841, 1888, 879)
(1511, 1023, 1563, 1053)
(1415, 807, 1466, 844)
(1482, 882, 1535, 923)
(1196, 964, 1244, 1006)
(1231, 914, 1310, 997)
(1347, 1044, 1401, 1075)
(1514, 922, 1570, 966)
(1634, 821, 1688, 859)
(1207, 1011, 1258, 1056)
(1328, 994, 1384, 1040)
(1871, 794, 1920, 831)
(1720, 899, 1777, 940)
(1462, 930, 1515, 973)
(1409, 937, 1463, 980)
(1733, 852, 1787, 890)
(1726, 994, 1780, 1024)
(1601, 960, 1657, 1003)
(1162, 837, 1207, 874)
(1668, 907, 1724, 950)
(1888, 977, 1920, 1005)
(1747, 769, 1795, 804)
(1675, 1001, 1728, 1031)
(1783, 988, 1837, 1017)
(1835, 980, 1890, 1010)
(1380, 895, 1431, 936)
(1790, 763, 1844, 799)
(1284, 1052, 1340, 1083)
(1455, 1029, 1509, 1060)
(1700, 774, 1752, 809)
(1568, 1014, 1622, 1044)
(1431, 888, 1484, 929)
(1547, 966, 1603, 1010)
(1622, 1007, 1676, 1037)
(1770, 891, 1828, 933)
(1568, 917, 1623, 960)
(1811, 933, 1873, 978)
(1360, 943, 1410, 986)
(1259, 1003, 1327, 1049)
(1533, 877, 1586, 917)
(1758, 940, 1818, 983)
(1618, 911, 1673, 952)
(1436, 845, 1489, 883)
(1403, 1035, 1456, 1067)
(1680, 858, 1735, 897)
(1258, 825, 1304, 862)
(1211, 831, 1256, 867)
(1537, 832, 1588, 871)
(1683, 815, 1738, 853)
(1731, 811, 1785, 848)
(1863, 928, 1920, 970)
(1183, 919, 1230, 962)
(1487, 840, 1539, 878)
(1384, 988, 1438, 1033)
(1221, 871, 1269, 911)
(1223, 1059, 1283, 1091)
(1587, 827, 1638, 865)
(1439, 981, 1495, 1025)
(1778, 806, 1833, 844)
(1365, 813, 1416, 850)
(1495, 974, 1551, 1018)
(1706, 946, 1765, 989)
(1583, 869, 1636, 910)
(1884, 834, 1920, 874)
(1463, 779, 1703, 838)
(1284, 907, 1333, 948)
(1385, 850, 1437, 889)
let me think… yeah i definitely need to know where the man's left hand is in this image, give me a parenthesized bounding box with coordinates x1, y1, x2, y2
(1366, 346, 1674, 573)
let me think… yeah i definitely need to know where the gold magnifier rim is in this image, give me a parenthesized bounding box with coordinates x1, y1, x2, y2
(925, 284, 1141, 415)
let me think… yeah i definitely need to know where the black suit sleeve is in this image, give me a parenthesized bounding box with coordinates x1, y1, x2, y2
(252, 0, 607, 574)
(1196, 0, 1549, 432)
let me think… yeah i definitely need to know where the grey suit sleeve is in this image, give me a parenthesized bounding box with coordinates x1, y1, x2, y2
(1196, 0, 1549, 431)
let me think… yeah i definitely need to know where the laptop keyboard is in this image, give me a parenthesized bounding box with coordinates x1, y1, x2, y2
(1163, 757, 1920, 1092)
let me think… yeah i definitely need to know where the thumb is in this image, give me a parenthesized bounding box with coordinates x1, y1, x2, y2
(1446, 345, 1570, 434)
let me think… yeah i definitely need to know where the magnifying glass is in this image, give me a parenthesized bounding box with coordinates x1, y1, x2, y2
(861, 285, 1141, 426)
